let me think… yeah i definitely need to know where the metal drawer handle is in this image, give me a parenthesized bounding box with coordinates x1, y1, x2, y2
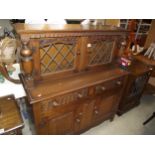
(76, 118, 81, 123)
(101, 86, 106, 91)
(53, 101, 59, 106)
(87, 43, 92, 48)
(94, 110, 99, 115)
(116, 81, 122, 85)
(77, 93, 83, 99)
(79, 112, 83, 116)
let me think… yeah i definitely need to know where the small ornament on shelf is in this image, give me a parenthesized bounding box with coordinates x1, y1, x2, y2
(119, 57, 132, 70)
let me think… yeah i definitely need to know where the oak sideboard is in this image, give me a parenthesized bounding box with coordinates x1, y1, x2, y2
(14, 24, 130, 134)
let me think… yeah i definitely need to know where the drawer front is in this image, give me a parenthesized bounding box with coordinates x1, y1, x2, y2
(40, 88, 88, 118)
(95, 77, 124, 95)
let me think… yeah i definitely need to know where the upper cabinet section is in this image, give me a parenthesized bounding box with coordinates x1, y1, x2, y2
(14, 24, 129, 81)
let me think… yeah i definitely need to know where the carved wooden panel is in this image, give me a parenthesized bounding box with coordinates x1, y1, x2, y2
(39, 37, 77, 74)
(40, 88, 88, 117)
(48, 111, 74, 135)
(38, 111, 74, 135)
(87, 36, 116, 66)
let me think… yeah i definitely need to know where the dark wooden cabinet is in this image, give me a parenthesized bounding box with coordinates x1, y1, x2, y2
(117, 59, 151, 115)
(14, 24, 129, 134)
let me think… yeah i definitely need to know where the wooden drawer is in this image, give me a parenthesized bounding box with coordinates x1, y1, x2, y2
(39, 88, 88, 118)
(95, 77, 123, 95)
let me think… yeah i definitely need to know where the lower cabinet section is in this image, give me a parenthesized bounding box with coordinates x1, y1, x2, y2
(35, 103, 75, 135)
(32, 87, 123, 134)
(30, 74, 126, 135)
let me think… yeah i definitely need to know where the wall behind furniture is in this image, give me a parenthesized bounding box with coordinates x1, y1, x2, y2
(144, 20, 155, 49)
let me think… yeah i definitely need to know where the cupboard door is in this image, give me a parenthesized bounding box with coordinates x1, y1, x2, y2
(87, 36, 116, 67)
(126, 72, 150, 101)
(48, 111, 74, 135)
(74, 100, 95, 133)
(118, 71, 150, 114)
(92, 94, 119, 123)
(39, 37, 79, 75)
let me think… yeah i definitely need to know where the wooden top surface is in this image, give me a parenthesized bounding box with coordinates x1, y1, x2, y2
(14, 24, 129, 34)
(127, 59, 150, 76)
(133, 55, 155, 66)
(0, 95, 23, 133)
(20, 66, 128, 104)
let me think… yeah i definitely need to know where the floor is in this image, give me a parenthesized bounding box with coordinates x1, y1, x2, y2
(83, 95, 155, 135)
(20, 78, 155, 135)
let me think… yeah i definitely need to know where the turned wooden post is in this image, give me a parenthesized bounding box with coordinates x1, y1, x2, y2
(20, 40, 33, 80)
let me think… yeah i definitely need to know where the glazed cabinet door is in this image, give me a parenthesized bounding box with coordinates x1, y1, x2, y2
(74, 99, 95, 133)
(32, 37, 80, 77)
(118, 71, 150, 114)
(87, 36, 117, 67)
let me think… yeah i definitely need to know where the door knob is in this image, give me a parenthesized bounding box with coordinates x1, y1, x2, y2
(101, 86, 106, 91)
(94, 110, 99, 115)
(87, 43, 92, 48)
(76, 118, 81, 123)
(79, 112, 83, 116)
(116, 81, 122, 85)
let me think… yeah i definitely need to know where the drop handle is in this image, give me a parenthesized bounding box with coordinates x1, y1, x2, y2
(77, 93, 83, 99)
(52, 101, 59, 106)
(116, 81, 122, 85)
(79, 112, 83, 116)
(94, 110, 99, 115)
(87, 43, 92, 48)
(76, 118, 81, 123)
(101, 86, 106, 91)
(121, 41, 127, 46)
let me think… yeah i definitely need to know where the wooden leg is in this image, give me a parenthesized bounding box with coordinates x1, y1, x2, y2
(110, 116, 114, 122)
(16, 129, 23, 135)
